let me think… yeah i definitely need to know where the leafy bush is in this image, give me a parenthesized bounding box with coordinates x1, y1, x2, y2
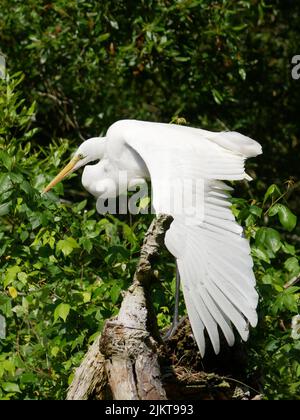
(0, 0, 299, 185)
(232, 186, 300, 399)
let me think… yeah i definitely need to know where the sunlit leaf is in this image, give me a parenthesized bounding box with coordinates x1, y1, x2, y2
(56, 237, 80, 256)
(54, 303, 71, 322)
(8, 287, 18, 299)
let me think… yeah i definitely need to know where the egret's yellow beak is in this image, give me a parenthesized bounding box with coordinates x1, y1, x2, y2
(43, 155, 81, 193)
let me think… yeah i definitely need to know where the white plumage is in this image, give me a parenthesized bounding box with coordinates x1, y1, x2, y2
(44, 119, 262, 356)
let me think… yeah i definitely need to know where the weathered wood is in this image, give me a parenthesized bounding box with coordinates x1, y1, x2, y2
(66, 335, 107, 400)
(99, 214, 172, 400)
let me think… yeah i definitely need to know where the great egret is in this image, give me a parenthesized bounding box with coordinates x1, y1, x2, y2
(44, 119, 262, 356)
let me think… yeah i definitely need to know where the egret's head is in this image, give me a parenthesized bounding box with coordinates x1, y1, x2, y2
(43, 137, 106, 193)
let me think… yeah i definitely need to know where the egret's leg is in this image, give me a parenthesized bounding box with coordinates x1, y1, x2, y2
(163, 262, 181, 340)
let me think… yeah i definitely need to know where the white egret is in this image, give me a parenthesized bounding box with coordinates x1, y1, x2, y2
(44, 119, 262, 356)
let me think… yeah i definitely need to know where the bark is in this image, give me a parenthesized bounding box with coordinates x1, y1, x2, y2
(66, 335, 107, 400)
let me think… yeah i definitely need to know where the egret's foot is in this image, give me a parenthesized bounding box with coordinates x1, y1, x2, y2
(162, 316, 187, 341)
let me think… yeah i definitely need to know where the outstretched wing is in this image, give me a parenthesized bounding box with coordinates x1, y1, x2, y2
(108, 120, 262, 356)
(164, 181, 258, 356)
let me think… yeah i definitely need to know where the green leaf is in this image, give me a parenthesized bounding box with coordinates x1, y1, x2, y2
(17, 272, 28, 284)
(20, 230, 29, 242)
(263, 184, 281, 204)
(8, 287, 18, 299)
(0, 173, 12, 194)
(123, 224, 137, 246)
(54, 303, 71, 322)
(239, 68, 247, 80)
(51, 346, 60, 357)
(281, 242, 296, 255)
(56, 237, 79, 256)
(284, 257, 300, 275)
(255, 227, 281, 254)
(4, 266, 21, 288)
(74, 199, 87, 212)
(265, 340, 278, 352)
(10, 173, 23, 184)
(82, 291, 91, 303)
(174, 56, 190, 62)
(276, 204, 297, 232)
(2, 382, 21, 393)
(212, 88, 223, 105)
(251, 246, 270, 263)
(0, 151, 13, 170)
(138, 196, 151, 210)
(98, 33, 110, 42)
(261, 273, 273, 285)
(0, 202, 11, 217)
(19, 373, 37, 384)
(68, 373, 75, 386)
(110, 284, 121, 304)
(3, 360, 15, 375)
(233, 24, 248, 31)
(249, 205, 263, 217)
(81, 238, 92, 253)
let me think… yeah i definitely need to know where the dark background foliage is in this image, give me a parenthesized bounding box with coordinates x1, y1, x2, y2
(0, 0, 299, 400)
(1, 0, 300, 184)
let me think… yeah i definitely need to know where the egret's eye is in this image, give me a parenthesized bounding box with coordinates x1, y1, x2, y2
(78, 153, 85, 160)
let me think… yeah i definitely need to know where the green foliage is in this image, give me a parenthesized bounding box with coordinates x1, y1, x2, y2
(0, 0, 299, 400)
(0, 74, 161, 399)
(0, 0, 299, 186)
(232, 185, 300, 400)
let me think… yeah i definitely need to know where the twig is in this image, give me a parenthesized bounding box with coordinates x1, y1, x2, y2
(284, 276, 300, 289)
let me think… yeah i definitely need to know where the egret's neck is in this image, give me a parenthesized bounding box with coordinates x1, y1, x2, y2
(90, 136, 107, 160)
